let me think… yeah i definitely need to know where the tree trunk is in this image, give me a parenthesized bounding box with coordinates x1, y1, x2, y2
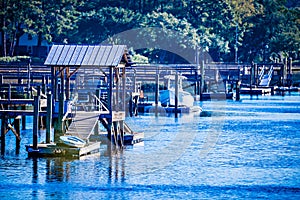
(1, 0, 7, 57)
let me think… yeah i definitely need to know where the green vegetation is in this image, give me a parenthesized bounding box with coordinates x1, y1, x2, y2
(0, 0, 299, 63)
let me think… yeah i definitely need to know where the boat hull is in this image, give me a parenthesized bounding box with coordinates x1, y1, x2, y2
(159, 89, 194, 107)
(60, 136, 86, 148)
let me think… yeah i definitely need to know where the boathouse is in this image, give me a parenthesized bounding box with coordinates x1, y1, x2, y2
(44, 44, 134, 146)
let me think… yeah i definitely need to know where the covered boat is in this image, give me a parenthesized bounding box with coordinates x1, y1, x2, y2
(159, 75, 194, 107)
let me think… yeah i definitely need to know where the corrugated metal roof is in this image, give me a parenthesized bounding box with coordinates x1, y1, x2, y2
(44, 44, 127, 66)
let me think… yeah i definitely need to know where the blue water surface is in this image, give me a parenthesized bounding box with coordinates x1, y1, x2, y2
(0, 94, 300, 199)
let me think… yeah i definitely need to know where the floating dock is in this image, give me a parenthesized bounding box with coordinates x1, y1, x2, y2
(25, 142, 101, 157)
(240, 87, 272, 95)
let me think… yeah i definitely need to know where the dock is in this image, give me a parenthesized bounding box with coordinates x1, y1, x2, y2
(240, 87, 272, 95)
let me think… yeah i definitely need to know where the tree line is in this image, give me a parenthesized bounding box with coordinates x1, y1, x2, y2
(0, 0, 299, 64)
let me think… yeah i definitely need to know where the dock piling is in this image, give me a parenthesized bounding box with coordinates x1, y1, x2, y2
(33, 95, 40, 150)
(15, 116, 21, 154)
(46, 92, 52, 143)
(1, 116, 6, 155)
(175, 73, 179, 118)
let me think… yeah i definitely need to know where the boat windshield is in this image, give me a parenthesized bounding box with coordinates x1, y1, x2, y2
(168, 79, 183, 90)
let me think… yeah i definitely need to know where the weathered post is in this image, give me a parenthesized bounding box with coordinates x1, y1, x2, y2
(250, 63, 253, 96)
(236, 80, 241, 101)
(15, 116, 21, 154)
(33, 95, 40, 150)
(200, 60, 205, 100)
(155, 73, 159, 117)
(288, 58, 293, 87)
(46, 92, 52, 143)
(175, 72, 179, 118)
(8, 84, 11, 101)
(1, 116, 6, 155)
(107, 67, 113, 140)
(21, 105, 26, 130)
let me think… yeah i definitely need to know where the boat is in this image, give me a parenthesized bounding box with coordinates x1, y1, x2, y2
(59, 135, 86, 148)
(159, 75, 194, 107)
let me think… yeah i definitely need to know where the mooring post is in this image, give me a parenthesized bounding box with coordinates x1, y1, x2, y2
(1, 116, 6, 155)
(120, 121, 124, 147)
(155, 73, 159, 117)
(46, 92, 52, 143)
(21, 105, 26, 130)
(175, 73, 179, 118)
(15, 116, 21, 154)
(33, 95, 40, 150)
(200, 60, 205, 100)
(107, 66, 114, 140)
(288, 58, 292, 87)
(236, 80, 241, 101)
(8, 84, 11, 101)
(250, 63, 253, 96)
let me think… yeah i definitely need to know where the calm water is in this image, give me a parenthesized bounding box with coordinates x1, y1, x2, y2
(0, 94, 300, 199)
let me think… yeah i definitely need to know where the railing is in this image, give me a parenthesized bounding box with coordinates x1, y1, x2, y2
(267, 65, 274, 86)
(93, 94, 110, 114)
(259, 65, 265, 81)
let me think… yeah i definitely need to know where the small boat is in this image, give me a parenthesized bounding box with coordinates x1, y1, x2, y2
(159, 75, 194, 107)
(60, 135, 86, 148)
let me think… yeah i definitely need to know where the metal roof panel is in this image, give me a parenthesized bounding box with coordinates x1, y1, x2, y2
(93, 46, 106, 66)
(44, 45, 58, 65)
(62, 45, 76, 65)
(81, 46, 95, 66)
(112, 45, 126, 66)
(68, 45, 82, 65)
(44, 44, 127, 67)
(50, 45, 64, 65)
(74, 46, 88, 65)
(88, 46, 100, 65)
(56, 45, 71, 65)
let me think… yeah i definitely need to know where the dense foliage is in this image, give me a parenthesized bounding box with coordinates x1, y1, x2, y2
(0, 0, 299, 63)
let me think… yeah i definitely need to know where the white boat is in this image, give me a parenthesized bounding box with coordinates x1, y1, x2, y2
(159, 75, 194, 107)
(60, 135, 86, 148)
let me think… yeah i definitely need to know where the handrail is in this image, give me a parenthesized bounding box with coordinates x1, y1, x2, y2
(61, 96, 78, 122)
(31, 87, 47, 98)
(259, 65, 265, 81)
(93, 94, 110, 114)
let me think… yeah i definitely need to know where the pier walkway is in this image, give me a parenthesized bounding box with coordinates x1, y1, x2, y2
(65, 111, 100, 142)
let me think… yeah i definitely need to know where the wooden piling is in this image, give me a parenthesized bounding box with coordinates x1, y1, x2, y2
(175, 73, 179, 118)
(33, 95, 40, 150)
(15, 116, 21, 154)
(21, 105, 26, 130)
(1, 116, 6, 155)
(155, 74, 159, 117)
(46, 92, 52, 143)
(236, 80, 241, 101)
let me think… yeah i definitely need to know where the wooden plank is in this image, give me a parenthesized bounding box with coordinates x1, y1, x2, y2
(79, 142, 101, 156)
(65, 111, 100, 141)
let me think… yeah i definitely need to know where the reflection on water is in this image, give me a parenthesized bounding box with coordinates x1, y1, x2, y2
(0, 94, 300, 199)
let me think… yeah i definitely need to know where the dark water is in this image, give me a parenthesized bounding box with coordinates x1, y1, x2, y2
(1, 94, 300, 199)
